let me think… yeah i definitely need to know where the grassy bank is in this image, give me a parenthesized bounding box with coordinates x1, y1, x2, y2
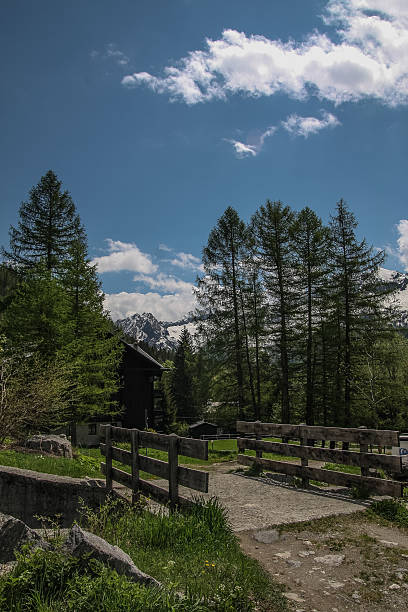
(0, 497, 288, 611)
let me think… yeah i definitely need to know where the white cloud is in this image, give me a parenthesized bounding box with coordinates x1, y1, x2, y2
(169, 251, 204, 272)
(281, 111, 340, 137)
(122, 1, 408, 107)
(396, 219, 408, 270)
(226, 125, 277, 158)
(104, 290, 196, 322)
(158, 243, 172, 252)
(133, 273, 195, 294)
(92, 239, 157, 274)
(91, 43, 129, 66)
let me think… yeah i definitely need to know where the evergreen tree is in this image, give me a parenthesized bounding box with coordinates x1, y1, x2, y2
(2, 170, 81, 275)
(290, 207, 328, 424)
(327, 199, 394, 426)
(196, 207, 248, 416)
(59, 236, 123, 444)
(171, 327, 197, 421)
(252, 201, 296, 423)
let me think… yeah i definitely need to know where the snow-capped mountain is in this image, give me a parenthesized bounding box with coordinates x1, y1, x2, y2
(115, 312, 196, 352)
(378, 268, 408, 327)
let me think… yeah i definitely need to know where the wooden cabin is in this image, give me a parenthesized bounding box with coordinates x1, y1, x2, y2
(73, 341, 164, 446)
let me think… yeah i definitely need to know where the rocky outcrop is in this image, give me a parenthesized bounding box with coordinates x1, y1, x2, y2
(64, 524, 160, 587)
(25, 434, 73, 458)
(0, 512, 48, 563)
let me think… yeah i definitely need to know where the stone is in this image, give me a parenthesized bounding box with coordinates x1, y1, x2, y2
(389, 583, 401, 590)
(379, 540, 398, 546)
(284, 592, 305, 603)
(328, 581, 345, 589)
(253, 529, 283, 544)
(286, 559, 302, 568)
(274, 551, 291, 559)
(0, 512, 48, 562)
(314, 554, 345, 566)
(64, 524, 160, 587)
(25, 434, 73, 458)
(298, 550, 315, 557)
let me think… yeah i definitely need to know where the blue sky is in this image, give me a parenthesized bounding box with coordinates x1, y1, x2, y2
(1, 0, 408, 321)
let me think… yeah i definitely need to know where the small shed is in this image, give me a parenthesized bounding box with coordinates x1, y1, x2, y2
(189, 421, 219, 439)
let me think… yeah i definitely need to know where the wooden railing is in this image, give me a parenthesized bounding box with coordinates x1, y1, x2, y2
(236, 421, 407, 497)
(100, 425, 209, 510)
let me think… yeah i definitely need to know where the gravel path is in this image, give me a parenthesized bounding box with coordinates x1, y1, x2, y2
(152, 462, 368, 531)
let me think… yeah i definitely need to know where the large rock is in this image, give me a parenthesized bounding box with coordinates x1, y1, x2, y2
(0, 512, 48, 563)
(64, 524, 160, 587)
(25, 434, 73, 458)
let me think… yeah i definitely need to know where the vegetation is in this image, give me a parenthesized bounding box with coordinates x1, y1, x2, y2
(0, 497, 288, 611)
(0, 171, 123, 441)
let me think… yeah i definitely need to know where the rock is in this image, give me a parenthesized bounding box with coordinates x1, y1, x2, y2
(328, 581, 345, 589)
(379, 540, 398, 546)
(284, 592, 305, 603)
(0, 512, 48, 562)
(286, 559, 302, 567)
(389, 583, 401, 590)
(298, 550, 315, 557)
(25, 434, 73, 458)
(253, 529, 283, 544)
(0, 561, 16, 576)
(314, 554, 345, 566)
(274, 551, 291, 559)
(64, 524, 160, 587)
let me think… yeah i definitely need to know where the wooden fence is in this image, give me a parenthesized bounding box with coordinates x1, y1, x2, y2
(236, 421, 407, 497)
(100, 425, 209, 510)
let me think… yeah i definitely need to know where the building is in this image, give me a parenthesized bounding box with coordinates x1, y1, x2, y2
(73, 340, 164, 446)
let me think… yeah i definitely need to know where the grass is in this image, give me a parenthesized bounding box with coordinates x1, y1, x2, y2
(0, 496, 288, 611)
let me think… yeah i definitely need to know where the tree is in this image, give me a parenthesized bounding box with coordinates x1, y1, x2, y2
(0, 336, 69, 444)
(59, 236, 123, 445)
(197, 207, 249, 417)
(290, 207, 328, 424)
(252, 201, 296, 423)
(2, 170, 81, 275)
(171, 327, 197, 421)
(327, 199, 394, 426)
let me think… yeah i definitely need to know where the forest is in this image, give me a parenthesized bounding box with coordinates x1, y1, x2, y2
(1, 170, 408, 441)
(162, 203, 408, 434)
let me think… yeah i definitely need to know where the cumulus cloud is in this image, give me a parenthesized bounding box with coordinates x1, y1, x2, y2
(122, 1, 408, 107)
(281, 111, 341, 137)
(133, 273, 195, 294)
(396, 219, 408, 270)
(169, 251, 204, 272)
(91, 43, 129, 66)
(104, 290, 196, 322)
(92, 239, 157, 274)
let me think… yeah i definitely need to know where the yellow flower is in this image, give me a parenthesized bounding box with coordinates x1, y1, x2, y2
(211, 563, 215, 567)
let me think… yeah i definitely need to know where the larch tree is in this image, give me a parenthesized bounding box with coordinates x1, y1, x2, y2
(196, 207, 248, 417)
(2, 170, 81, 275)
(171, 327, 197, 421)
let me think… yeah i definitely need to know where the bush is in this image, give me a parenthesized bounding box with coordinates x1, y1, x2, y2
(368, 499, 408, 527)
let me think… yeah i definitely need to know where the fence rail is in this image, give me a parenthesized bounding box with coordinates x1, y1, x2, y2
(236, 421, 407, 497)
(100, 425, 209, 509)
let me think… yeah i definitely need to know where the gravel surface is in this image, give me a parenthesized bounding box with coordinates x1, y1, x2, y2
(153, 462, 368, 531)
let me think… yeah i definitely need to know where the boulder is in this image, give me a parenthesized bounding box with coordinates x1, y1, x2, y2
(64, 524, 160, 587)
(25, 434, 73, 458)
(0, 512, 48, 563)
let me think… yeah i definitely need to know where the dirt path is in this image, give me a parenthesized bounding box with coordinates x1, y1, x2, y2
(168, 462, 369, 531)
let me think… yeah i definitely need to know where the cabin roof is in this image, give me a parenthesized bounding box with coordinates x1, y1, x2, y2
(189, 420, 218, 429)
(120, 339, 164, 370)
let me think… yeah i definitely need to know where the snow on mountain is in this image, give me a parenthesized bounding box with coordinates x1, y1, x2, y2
(115, 312, 196, 352)
(379, 267, 408, 326)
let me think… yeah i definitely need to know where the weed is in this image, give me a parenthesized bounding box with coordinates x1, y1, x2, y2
(367, 498, 408, 528)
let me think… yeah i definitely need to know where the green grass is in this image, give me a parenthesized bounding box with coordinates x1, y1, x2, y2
(0, 449, 104, 479)
(0, 497, 288, 611)
(322, 462, 361, 475)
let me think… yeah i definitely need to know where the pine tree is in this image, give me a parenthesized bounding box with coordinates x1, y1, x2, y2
(252, 201, 296, 423)
(2, 170, 81, 275)
(59, 235, 123, 444)
(171, 327, 197, 421)
(196, 207, 248, 417)
(327, 199, 394, 426)
(290, 207, 328, 424)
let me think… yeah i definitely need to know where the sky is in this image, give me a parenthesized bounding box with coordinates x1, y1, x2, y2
(1, 0, 408, 322)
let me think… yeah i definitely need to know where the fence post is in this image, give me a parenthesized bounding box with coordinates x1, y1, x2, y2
(131, 429, 140, 504)
(105, 424, 112, 492)
(299, 423, 309, 488)
(168, 433, 179, 511)
(254, 420, 263, 461)
(359, 425, 369, 477)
